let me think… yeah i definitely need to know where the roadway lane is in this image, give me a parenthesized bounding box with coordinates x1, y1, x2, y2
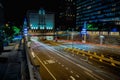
(30, 41, 120, 80)
(55, 42, 120, 77)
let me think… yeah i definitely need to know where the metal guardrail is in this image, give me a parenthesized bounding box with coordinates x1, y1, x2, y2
(64, 47, 120, 67)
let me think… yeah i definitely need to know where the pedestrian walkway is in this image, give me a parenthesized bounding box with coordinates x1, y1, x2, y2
(0, 40, 22, 80)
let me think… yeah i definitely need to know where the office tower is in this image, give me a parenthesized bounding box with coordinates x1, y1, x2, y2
(27, 9, 54, 32)
(57, 0, 76, 31)
(76, 0, 120, 32)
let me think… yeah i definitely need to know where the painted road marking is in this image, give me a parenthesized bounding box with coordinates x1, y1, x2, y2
(36, 41, 104, 80)
(31, 52, 35, 58)
(46, 60, 56, 64)
(70, 71, 73, 73)
(43, 61, 48, 64)
(76, 75, 79, 78)
(84, 71, 98, 80)
(36, 55, 56, 80)
(70, 76, 76, 80)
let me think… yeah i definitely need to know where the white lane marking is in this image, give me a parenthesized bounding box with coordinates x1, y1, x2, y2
(46, 46, 105, 80)
(92, 73, 105, 80)
(36, 55, 57, 80)
(47, 47, 93, 73)
(31, 52, 35, 58)
(36, 41, 104, 80)
(70, 71, 73, 73)
(76, 75, 79, 78)
(76, 64, 92, 73)
(43, 61, 48, 64)
(84, 71, 98, 80)
(70, 76, 76, 80)
(46, 60, 55, 64)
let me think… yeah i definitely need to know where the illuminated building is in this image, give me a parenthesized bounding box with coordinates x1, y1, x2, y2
(76, 0, 120, 34)
(27, 8, 55, 40)
(27, 8, 55, 32)
(57, 0, 76, 31)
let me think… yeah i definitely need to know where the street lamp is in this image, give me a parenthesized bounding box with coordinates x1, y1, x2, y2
(55, 28, 59, 42)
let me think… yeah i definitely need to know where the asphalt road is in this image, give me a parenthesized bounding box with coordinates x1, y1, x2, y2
(30, 41, 120, 80)
(62, 43, 120, 61)
(57, 42, 120, 78)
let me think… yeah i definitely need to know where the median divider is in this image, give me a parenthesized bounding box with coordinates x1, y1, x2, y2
(64, 47, 120, 67)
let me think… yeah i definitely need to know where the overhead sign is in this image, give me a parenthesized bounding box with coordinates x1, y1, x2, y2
(23, 27, 28, 35)
(81, 28, 87, 34)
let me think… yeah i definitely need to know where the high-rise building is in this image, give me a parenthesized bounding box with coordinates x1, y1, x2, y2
(57, 0, 76, 31)
(76, 0, 120, 32)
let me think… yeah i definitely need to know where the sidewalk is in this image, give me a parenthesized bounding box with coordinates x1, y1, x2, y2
(0, 41, 22, 80)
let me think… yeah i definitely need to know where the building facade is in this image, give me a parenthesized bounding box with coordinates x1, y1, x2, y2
(27, 9, 55, 32)
(76, 0, 120, 33)
(57, 0, 76, 31)
(27, 9, 55, 40)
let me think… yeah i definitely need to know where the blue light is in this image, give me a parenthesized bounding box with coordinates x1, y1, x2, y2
(24, 28, 27, 31)
(24, 30, 28, 33)
(82, 28, 87, 31)
(111, 28, 117, 32)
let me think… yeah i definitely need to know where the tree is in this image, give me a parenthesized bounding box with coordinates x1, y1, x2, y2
(13, 26, 20, 35)
(3, 25, 14, 37)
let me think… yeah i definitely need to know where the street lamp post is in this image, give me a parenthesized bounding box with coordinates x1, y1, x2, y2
(71, 28, 74, 48)
(55, 28, 59, 42)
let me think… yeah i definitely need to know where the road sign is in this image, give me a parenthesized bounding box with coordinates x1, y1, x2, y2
(81, 28, 87, 34)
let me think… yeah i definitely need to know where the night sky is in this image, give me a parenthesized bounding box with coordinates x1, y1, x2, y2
(3, 0, 59, 26)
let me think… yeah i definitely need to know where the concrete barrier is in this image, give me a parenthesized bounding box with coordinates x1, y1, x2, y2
(64, 47, 120, 67)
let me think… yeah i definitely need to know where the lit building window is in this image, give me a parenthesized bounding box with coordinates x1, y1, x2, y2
(87, 6, 91, 9)
(112, 8, 116, 11)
